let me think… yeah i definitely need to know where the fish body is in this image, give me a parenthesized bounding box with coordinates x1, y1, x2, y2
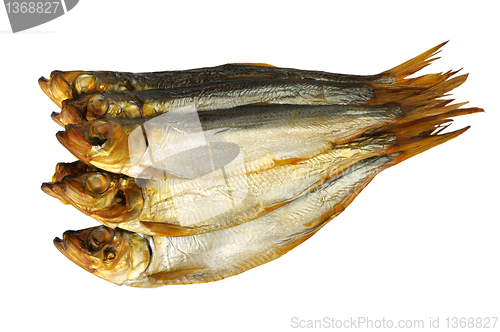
(56, 70, 476, 181)
(57, 78, 397, 126)
(57, 103, 404, 179)
(43, 134, 397, 236)
(55, 120, 466, 288)
(39, 42, 446, 108)
(54, 155, 400, 287)
(136, 155, 394, 287)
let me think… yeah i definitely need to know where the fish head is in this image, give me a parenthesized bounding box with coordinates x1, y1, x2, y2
(56, 118, 143, 173)
(54, 226, 150, 285)
(58, 97, 90, 126)
(42, 169, 144, 227)
(58, 93, 112, 126)
(51, 160, 95, 183)
(38, 71, 88, 108)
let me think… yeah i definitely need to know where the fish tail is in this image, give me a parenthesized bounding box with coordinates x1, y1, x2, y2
(366, 109, 472, 167)
(378, 41, 448, 84)
(402, 69, 460, 89)
(279, 119, 469, 252)
(372, 69, 484, 125)
(402, 73, 469, 109)
(369, 71, 468, 107)
(368, 82, 425, 105)
(391, 125, 469, 166)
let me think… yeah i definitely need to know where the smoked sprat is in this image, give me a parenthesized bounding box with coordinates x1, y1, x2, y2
(41, 42, 483, 287)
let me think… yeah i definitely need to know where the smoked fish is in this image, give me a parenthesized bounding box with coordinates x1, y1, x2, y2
(43, 129, 417, 236)
(54, 77, 428, 126)
(56, 74, 478, 180)
(39, 42, 447, 108)
(53, 126, 467, 287)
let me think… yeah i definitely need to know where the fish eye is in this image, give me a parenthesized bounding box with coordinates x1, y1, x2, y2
(74, 74, 96, 95)
(85, 173, 110, 194)
(87, 94, 109, 116)
(90, 120, 112, 137)
(114, 190, 126, 206)
(88, 227, 114, 251)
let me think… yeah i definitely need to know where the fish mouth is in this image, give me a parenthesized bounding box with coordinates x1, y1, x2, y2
(43, 176, 132, 226)
(38, 71, 86, 108)
(56, 126, 93, 163)
(42, 180, 82, 207)
(53, 236, 66, 254)
(41, 182, 68, 204)
(39, 75, 64, 108)
(50, 112, 64, 127)
(60, 102, 86, 126)
(54, 228, 96, 273)
(52, 161, 90, 182)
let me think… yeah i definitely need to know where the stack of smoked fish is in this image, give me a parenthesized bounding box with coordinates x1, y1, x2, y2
(40, 42, 482, 288)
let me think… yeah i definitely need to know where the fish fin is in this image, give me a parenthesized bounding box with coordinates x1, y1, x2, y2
(391, 126, 470, 166)
(140, 221, 198, 236)
(403, 69, 461, 89)
(227, 74, 273, 79)
(402, 74, 469, 109)
(368, 69, 469, 106)
(229, 62, 277, 67)
(379, 41, 448, 83)
(281, 119, 466, 252)
(401, 101, 484, 125)
(148, 267, 209, 282)
(368, 82, 425, 105)
(370, 71, 484, 125)
(264, 201, 292, 214)
(367, 99, 481, 162)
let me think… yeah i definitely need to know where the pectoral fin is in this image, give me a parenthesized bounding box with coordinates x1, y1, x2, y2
(140, 221, 198, 237)
(148, 268, 209, 282)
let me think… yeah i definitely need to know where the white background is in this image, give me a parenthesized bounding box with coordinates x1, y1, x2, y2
(1, 1, 498, 331)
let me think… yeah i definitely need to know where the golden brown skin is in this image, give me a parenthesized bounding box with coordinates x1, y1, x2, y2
(54, 226, 150, 285)
(42, 167, 143, 227)
(51, 160, 96, 182)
